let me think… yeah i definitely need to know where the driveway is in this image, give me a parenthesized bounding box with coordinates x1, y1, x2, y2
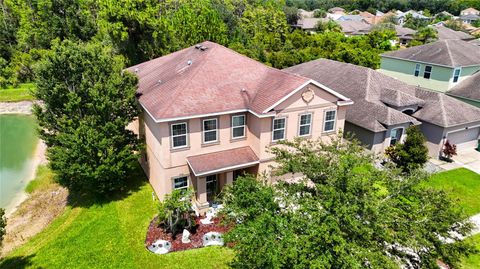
(428, 149, 480, 174)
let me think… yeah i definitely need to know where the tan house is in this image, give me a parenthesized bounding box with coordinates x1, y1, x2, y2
(127, 42, 352, 210)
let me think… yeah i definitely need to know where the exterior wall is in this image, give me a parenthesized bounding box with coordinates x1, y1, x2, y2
(141, 82, 348, 201)
(420, 122, 446, 157)
(379, 57, 480, 92)
(344, 122, 377, 149)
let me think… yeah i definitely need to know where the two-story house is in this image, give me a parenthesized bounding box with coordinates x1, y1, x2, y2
(285, 59, 480, 157)
(127, 41, 352, 210)
(460, 7, 480, 24)
(379, 40, 480, 93)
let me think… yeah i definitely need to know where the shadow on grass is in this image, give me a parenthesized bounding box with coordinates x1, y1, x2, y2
(0, 255, 37, 269)
(66, 162, 148, 208)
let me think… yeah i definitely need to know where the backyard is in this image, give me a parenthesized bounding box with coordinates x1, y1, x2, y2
(0, 83, 35, 102)
(0, 167, 233, 269)
(424, 168, 480, 268)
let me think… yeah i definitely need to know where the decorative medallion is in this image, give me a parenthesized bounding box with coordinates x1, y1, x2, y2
(301, 87, 315, 104)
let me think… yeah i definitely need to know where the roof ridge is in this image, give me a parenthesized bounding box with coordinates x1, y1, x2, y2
(438, 94, 449, 126)
(364, 69, 372, 101)
(444, 40, 455, 67)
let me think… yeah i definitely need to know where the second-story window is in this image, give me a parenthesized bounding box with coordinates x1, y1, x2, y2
(171, 122, 188, 149)
(272, 118, 286, 142)
(232, 115, 246, 139)
(423, 65, 432, 79)
(298, 113, 312, 136)
(323, 110, 336, 132)
(203, 118, 218, 144)
(414, 63, 421, 77)
(453, 68, 462, 83)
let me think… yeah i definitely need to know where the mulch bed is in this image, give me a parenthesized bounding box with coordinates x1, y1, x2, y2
(145, 215, 232, 252)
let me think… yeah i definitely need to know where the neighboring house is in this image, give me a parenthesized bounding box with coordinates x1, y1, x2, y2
(285, 59, 480, 157)
(433, 25, 476, 41)
(127, 42, 352, 209)
(394, 25, 416, 45)
(294, 17, 327, 31)
(379, 40, 480, 92)
(460, 14, 480, 24)
(396, 10, 430, 25)
(338, 20, 371, 35)
(460, 7, 480, 16)
(448, 71, 480, 107)
(337, 15, 365, 22)
(328, 7, 346, 15)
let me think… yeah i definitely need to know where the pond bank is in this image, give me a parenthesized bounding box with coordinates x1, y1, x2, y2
(0, 101, 34, 114)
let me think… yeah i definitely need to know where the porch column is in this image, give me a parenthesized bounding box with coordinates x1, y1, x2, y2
(226, 171, 233, 185)
(196, 176, 209, 209)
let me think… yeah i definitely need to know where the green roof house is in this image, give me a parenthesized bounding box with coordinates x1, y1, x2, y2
(379, 40, 480, 93)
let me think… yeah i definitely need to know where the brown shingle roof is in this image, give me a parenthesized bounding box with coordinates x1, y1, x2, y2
(127, 41, 314, 121)
(448, 71, 480, 101)
(338, 20, 371, 34)
(187, 146, 259, 176)
(434, 25, 475, 41)
(381, 40, 480, 67)
(284, 59, 480, 129)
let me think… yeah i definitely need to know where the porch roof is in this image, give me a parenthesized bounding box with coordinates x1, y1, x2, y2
(186, 146, 259, 177)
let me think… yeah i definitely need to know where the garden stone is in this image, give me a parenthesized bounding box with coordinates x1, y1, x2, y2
(202, 232, 224, 247)
(147, 239, 171, 254)
(181, 229, 191, 244)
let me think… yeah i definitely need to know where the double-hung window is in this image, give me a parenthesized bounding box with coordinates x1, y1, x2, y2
(453, 68, 461, 83)
(414, 63, 421, 77)
(298, 113, 312, 136)
(272, 118, 286, 142)
(390, 128, 403, 146)
(323, 110, 336, 132)
(232, 115, 246, 139)
(203, 118, 218, 143)
(173, 176, 188, 190)
(423, 65, 432, 79)
(171, 122, 188, 149)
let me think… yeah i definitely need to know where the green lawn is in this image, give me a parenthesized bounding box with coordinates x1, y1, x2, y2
(462, 234, 480, 269)
(424, 168, 480, 216)
(0, 168, 233, 269)
(0, 83, 35, 102)
(24, 165, 54, 193)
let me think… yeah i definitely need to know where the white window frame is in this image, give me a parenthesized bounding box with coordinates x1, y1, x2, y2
(272, 117, 287, 142)
(414, 63, 421, 77)
(231, 114, 246, 139)
(389, 127, 404, 146)
(323, 109, 337, 132)
(298, 113, 313, 137)
(171, 122, 188, 149)
(202, 118, 218, 144)
(423, 65, 432, 79)
(173, 176, 188, 190)
(453, 67, 462, 83)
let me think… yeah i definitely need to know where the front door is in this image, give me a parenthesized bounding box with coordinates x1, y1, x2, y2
(206, 174, 218, 203)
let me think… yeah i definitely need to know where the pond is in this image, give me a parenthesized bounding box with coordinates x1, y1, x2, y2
(0, 114, 38, 208)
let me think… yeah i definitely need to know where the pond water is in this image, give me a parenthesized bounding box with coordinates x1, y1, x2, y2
(0, 114, 38, 208)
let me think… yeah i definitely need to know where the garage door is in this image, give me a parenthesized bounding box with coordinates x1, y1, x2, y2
(446, 127, 480, 151)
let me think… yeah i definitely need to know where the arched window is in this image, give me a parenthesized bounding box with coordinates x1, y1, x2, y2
(402, 108, 415, 115)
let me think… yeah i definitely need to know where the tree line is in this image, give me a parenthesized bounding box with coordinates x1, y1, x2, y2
(1, 0, 400, 87)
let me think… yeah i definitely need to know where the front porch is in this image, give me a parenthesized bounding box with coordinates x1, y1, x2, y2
(186, 146, 259, 212)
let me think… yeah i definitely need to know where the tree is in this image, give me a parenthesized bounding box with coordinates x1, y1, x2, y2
(385, 125, 429, 173)
(315, 20, 342, 33)
(158, 188, 196, 236)
(0, 208, 6, 247)
(33, 40, 140, 196)
(442, 140, 457, 161)
(222, 136, 475, 268)
(313, 9, 327, 18)
(404, 14, 429, 30)
(444, 19, 465, 31)
(414, 26, 438, 44)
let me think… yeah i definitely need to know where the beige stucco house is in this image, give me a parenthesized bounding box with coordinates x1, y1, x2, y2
(127, 42, 352, 210)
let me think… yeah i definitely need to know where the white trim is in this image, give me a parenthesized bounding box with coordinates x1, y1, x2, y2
(414, 63, 421, 77)
(202, 118, 218, 144)
(172, 175, 189, 190)
(231, 114, 246, 139)
(187, 160, 260, 177)
(423, 65, 433, 79)
(446, 124, 480, 136)
(452, 67, 462, 83)
(171, 122, 188, 149)
(262, 80, 352, 114)
(389, 127, 404, 146)
(298, 113, 312, 137)
(140, 105, 275, 123)
(323, 109, 337, 132)
(337, 100, 354, 106)
(272, 117, 287, 142)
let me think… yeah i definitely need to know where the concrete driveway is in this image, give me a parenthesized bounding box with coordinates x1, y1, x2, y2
(428, 149, 480, 174)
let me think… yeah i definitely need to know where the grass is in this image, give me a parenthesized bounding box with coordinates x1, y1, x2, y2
(24, 165, 54, 193)
(462, 234, 480, 269)
(0, 167, 233, 269)
(0, 83, 35, 102)
(424, 168, 480, 216)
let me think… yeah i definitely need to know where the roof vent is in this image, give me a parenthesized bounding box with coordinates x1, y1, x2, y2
(187, 60, 193, 65)
(134, 67, 139, 73)
(195, 44, 202, 49)
(157, 79, 162, 84)
(200, 46, 208, 51)
(241, 88, 247, 92)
